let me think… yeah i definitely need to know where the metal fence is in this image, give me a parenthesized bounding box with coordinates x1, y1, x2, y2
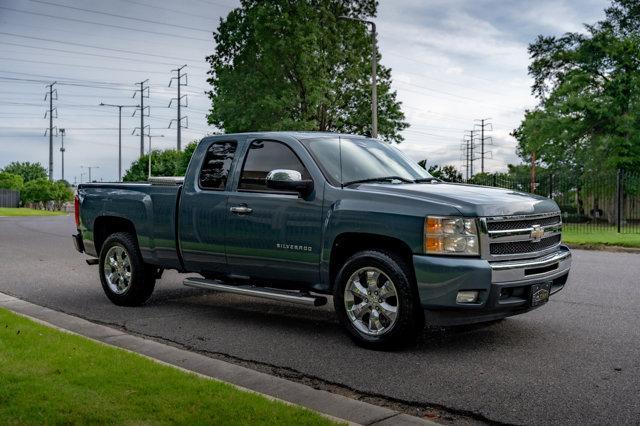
(0, 189, 20, 208)
(468, 170, 640, 234)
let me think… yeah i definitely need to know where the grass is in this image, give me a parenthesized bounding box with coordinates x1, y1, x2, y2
(563, 224, 640, 248)
(0, 207, 68, 217)
(0, 308, 337, 425)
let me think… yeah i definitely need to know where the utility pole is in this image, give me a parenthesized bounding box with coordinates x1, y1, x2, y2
(474, 118, 493, 173)
(339, 16, 377, 139)
(133, 80, 149, 158)
(81, 165, 99, 183)
(169, 65, 188, 151)
(100, 102, 139, 182)
(59, 128, 65, 181)
(44, 82, 57, 180)
(145, 134, 165, 179)
(461, 130, 478, 180)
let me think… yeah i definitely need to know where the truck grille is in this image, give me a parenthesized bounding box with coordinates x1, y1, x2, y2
(490, 234, 561, 255)
(486, 215, 561, 231)
(482, 213, 562, 260)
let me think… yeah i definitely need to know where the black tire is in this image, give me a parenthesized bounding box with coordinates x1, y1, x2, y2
(99, 232, 156, 306)
(333, 250, 424, 350)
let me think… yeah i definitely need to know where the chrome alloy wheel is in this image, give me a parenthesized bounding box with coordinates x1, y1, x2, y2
(104, 245, 133, 295)
(344, 267, 399, 336)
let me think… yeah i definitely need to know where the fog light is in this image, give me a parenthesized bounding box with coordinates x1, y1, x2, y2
(456, 291, 479, 304)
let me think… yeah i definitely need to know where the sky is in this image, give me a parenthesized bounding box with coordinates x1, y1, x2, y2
(0, 0, 611, 183)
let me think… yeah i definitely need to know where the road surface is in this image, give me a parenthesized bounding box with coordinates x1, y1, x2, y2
(0, 215, 638, 425)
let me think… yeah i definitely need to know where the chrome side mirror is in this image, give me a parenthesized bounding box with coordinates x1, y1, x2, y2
(266, 169, 313, 197)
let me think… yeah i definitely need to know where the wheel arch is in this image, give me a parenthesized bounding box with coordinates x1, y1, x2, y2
(329, 232, 415, 292)
(93, 215, 138, 256)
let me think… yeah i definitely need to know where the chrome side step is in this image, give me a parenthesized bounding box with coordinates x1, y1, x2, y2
(183, 277, 327, 307)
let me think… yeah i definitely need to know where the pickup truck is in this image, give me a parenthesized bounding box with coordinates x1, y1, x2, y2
(73, 132, 571, 349)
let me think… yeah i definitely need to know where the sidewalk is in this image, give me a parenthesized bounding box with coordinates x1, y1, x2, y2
(0, 291, 435, 426)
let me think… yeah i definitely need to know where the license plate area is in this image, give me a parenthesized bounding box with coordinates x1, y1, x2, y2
(530, 282, 551, 307)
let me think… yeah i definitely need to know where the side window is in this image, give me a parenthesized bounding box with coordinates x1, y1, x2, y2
(239, 140, 311, 192)
(199, 141, 237, 190)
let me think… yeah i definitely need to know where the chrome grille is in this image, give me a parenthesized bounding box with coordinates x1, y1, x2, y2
(490, 234, 561, 255)
(486, 215, 561, 231)
(481, 212, 562, 260)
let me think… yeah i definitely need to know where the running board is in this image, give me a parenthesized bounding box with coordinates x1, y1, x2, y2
(183, 277, 327, 307)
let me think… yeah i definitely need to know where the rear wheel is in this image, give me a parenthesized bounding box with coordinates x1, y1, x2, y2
(99, 232, 156, 306)
(334, 250, 423, 350)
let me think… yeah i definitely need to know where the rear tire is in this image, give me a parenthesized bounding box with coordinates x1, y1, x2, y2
(99, 232, 156, 306)
(334, 250, 423, 350)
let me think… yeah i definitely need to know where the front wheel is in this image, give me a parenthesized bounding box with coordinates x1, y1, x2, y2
(99, 232, 156, 306)
(334, 250, 423, 350)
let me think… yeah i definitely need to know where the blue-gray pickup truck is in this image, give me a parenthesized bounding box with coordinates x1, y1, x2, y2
(73, 132, 571, 349)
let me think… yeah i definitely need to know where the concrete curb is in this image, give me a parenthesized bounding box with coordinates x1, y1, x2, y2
(0, 292, 435, 426)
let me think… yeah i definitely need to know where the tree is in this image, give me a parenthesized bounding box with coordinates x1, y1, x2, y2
(123, 149, 184, 182)
(0, 172, 24, 191)
(418, 160, 463, 182)
(21, 178, 54, 206)
(206, 0, 408, 143)
(513, 0, 640, 177)
(1, 162, 47, 183)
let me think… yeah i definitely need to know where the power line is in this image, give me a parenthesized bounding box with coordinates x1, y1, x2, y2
(0, 40, 206, 69)
(0, 57, 171, 75)
(25, 0, 214, 33)
(0, 7, 212, 42)
(0, 31, 208, 66)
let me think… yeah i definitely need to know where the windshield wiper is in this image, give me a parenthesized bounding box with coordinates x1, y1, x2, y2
(343, 176, 414, 186)
(413, 177, 438, 183)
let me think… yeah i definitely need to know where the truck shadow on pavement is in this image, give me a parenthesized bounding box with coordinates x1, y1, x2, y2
(144, 286, 534, 354)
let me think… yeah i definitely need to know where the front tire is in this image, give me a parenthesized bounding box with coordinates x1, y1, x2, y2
(99, 232, 156, 306)
(334, 250, 423, 350)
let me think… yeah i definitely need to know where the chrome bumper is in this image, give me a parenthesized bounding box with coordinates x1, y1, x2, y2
(490, 245, 571, 285)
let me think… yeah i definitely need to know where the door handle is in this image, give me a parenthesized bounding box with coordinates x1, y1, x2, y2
(230, 205, 253, 215)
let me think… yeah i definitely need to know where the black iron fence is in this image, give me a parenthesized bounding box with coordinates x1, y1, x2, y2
(468, 170, 640, 233)
(0, 189, 20, 208)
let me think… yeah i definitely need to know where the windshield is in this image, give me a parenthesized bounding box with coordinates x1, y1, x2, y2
(299, 137, 432, 186)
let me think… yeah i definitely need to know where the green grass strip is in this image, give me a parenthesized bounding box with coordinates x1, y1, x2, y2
(0, 308, 337, 425)
(563, 224, 640, 248)
(0, 208, 68, 217)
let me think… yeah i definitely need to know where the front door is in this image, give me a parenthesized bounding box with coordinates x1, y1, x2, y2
(225, 139, 323, 285)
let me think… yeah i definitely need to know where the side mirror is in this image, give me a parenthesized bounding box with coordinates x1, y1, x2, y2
(266, 169, 314, 197)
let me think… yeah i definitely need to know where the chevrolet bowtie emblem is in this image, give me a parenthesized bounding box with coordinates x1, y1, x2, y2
(530, 224, 544, 242)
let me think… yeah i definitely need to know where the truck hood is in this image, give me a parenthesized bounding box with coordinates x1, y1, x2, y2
(354, 182, 559, 217)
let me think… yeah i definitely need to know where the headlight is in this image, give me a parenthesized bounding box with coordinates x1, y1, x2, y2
(424, 216, 479, 255)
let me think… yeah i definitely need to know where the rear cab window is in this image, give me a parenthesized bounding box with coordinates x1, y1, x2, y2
(199, 141, 237, 190)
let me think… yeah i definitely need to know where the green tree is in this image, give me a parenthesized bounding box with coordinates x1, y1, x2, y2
(206, 0, 408, 142)
(123, 149, 185, 182)
(513, 0, 640, 177)
(179, 141, 199, 175)
(1, 162, 47, 183)
(21, 179, 54, 206)
(0, 172, 24, 191)
(428, 164, 463, 183)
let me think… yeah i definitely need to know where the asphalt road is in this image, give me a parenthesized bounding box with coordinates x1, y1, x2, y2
(1, 215, 639, 425)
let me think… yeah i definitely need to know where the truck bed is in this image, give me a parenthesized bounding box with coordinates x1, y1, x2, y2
(77, 182, 182, 269)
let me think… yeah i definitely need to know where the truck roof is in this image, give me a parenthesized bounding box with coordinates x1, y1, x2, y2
(200, 131, 368, 142)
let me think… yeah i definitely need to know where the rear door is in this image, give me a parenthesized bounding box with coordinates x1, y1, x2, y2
(179, 139, 239, 276)
(225, 138, 323, 285)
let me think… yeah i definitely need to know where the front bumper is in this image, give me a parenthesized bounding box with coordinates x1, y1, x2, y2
(413, 245, 571, 326)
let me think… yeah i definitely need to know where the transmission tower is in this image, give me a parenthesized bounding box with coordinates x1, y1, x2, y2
(474, 118, 493, 173)
(132, 79, 150, 158)
(460, 130, 479, 180)
(169, 65, 188, 151)
(44, 82, 57, 180)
